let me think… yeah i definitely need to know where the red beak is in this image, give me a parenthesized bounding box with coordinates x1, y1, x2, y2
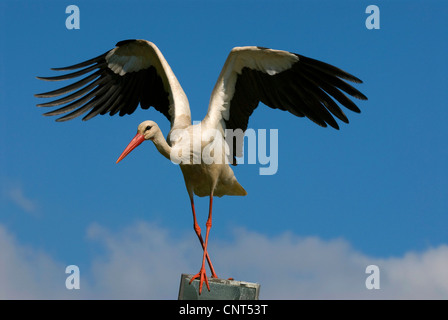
(116, 133, 145, 164)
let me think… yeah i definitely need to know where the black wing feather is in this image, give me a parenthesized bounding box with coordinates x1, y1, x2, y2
(225, 51, 367, 132)
(224, 50, 367, 164)
(50, 53, 107, 71)
(35, 42, 171, 122)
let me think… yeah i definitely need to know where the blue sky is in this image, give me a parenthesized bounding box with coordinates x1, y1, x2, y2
(0, 0, 447, 299)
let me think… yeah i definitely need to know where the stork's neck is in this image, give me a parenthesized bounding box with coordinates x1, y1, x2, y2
(152, 129, 172, 160)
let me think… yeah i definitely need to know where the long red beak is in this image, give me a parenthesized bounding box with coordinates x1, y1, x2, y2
(116, 133, 145, 164)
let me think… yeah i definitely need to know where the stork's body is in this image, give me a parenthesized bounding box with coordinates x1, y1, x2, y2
(36, 39, 367, 294)
(180, 162, 247, 198)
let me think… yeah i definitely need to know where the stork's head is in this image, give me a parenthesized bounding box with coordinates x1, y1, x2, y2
(116, 120, 159, 163)
(137, 120, 159, 140)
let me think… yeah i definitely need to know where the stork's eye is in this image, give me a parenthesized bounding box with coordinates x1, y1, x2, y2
(145, 125, 152, 131)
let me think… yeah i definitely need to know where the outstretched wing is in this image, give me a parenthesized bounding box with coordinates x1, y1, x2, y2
(35, 39, 190, 126)
(202, 46, 368, 163)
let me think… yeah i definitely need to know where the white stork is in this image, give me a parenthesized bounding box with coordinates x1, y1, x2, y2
(36, 39, 367, 294)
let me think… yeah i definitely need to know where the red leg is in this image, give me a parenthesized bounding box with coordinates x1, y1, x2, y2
(189, 196, 218, 278)
(190, 194, 214, 294)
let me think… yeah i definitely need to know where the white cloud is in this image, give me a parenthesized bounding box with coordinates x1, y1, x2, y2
(85, 222, 198, 299)
(376, 247, 448, 299)
(212, 228, 448, 299)
(0, 222, 447, 299)
(0, 225, 70, 299)
(2, 184, 38, 215)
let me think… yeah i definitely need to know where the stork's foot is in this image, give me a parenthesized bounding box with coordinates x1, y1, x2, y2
(210, 269, 218, 279)
(189, 267, 210, 294)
